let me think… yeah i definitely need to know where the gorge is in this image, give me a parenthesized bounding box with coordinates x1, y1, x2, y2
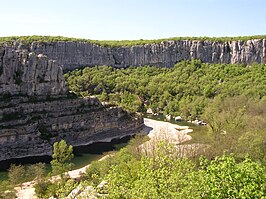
(0, 36, 265, 198)
(0, 45, 143, 162)
(0, 35, 265, 162)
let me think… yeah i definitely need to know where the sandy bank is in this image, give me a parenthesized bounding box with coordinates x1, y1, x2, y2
(16, 119, 193, 198)
(144, 118, 193, 144)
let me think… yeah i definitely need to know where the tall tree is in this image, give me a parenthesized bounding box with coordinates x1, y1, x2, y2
(50, 140, 74, 176)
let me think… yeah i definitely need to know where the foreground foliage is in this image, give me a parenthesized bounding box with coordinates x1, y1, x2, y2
(34, 178, 77, 199)
(0, 163, 45, 199)
(82, 141, 266, 199)
(34, 140, 75, 198)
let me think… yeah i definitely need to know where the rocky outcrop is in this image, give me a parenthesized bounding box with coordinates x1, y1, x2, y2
(27, 39, 266, 70)
(0, 47, 143, 162)
(0, 47, 66, 96)
(0, 95, 143, 161)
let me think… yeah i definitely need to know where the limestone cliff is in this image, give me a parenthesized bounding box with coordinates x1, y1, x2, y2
(27, 39, 266, 70)
(0, 47, 143, 162)
(0, 47, 66, 96)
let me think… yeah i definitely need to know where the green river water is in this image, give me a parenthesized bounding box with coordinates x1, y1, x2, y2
(0, 116, 206, 181)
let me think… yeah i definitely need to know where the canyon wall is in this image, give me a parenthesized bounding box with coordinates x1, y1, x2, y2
(0, 47, 143, 161)
(26, 39, 266, 70)
(0, 46, 66, 96)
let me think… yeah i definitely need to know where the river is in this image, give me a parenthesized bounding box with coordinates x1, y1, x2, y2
(0, 136, 131, 181)
(0, 116, 206, 181)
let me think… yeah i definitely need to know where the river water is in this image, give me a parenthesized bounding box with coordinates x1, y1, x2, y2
(0, 136, 131, 181)
(0, 116, 205, 181)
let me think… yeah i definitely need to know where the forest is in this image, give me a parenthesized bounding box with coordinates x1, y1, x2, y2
(65, 60, 265, 119)
(64, 61, 266, 161)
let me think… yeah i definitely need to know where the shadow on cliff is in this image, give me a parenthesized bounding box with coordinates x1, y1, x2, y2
(0, 135, 135, 171)
(143, 125, 153, 134)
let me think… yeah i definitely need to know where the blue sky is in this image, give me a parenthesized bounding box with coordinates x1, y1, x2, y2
(1, 0, 265, 40)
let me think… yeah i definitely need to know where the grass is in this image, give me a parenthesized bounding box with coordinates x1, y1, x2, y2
(184, 126, 212, 144)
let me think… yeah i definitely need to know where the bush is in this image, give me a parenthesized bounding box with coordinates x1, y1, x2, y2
(105, 142, 266, 198)
(34, 179, 52, 198)
(34, 178, 78, 198)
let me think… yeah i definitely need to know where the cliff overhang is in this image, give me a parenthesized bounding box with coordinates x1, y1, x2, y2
(0, 46, 144, 162)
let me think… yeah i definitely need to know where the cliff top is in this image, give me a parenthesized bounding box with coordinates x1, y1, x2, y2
(0, 35, 266, 47)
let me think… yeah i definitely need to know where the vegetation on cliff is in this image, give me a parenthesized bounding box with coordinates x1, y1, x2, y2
(1, 35, 266, 47)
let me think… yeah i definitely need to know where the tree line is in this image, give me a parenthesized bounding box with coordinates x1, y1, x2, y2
(1, 35, 266, 46)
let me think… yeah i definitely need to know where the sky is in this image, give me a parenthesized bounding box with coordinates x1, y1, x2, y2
(0, 0, 265, 40)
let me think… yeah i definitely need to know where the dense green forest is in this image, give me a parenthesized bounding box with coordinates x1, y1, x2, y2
(1, 35, 266, 46)
(65, 59, 266, 160)
(65, 60, 266, 119)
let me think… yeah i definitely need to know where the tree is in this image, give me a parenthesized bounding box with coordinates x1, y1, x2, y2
(8, 164, 26, 187)
(50, 140, 74, 176)
(106, 142, 196, 199)
(27, 163, 46, 180)
(202, 96, 248, 154)
(197, 155, 266, 199)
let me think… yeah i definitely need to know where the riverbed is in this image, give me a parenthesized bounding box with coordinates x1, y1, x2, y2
(0, 116, 206, 181)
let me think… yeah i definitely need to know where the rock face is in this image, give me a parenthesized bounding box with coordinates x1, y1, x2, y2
(0, 47, 66, 96)
(28, 39, 266, 70)
(0, 47, 143, 162)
